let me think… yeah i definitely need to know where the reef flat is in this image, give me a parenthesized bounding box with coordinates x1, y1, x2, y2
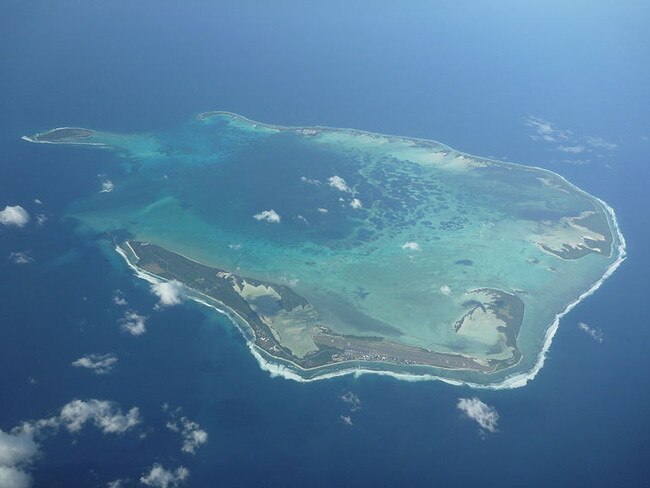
(119, 241, 522, 375)
(25, 111, 625, 386)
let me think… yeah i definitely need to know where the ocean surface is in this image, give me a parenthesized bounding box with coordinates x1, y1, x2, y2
(1, 1, 649, 487)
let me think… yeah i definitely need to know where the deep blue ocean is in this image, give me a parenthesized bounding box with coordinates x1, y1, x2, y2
(1, 1, 649, 486)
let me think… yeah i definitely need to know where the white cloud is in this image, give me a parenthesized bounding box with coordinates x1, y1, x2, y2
(578, 322, 604, 343)
(8, 252, 33, 265)
(120, 311, 148, 336)
(457, 397, 499, 434)
(112, 290, 128, 306)
(317, 208, 328, 214)
(300, 176, 321, 185)
(349, 198, 363, 209)
(525, 115, 617, 159)
(140, 464, 189, 488)
(0, 429, 38, 488)
(71, 354, 118, 375)
(524, 116, 570, 143)
(33, 199, 42, 205)
(439, 285, 452, 296)
(166, 417, 208, 455)
(280, 276, 300, 287)
(4, 399, 141, 487)
(228, 243, 241, 250)
(340, 415, 353, 426)
(340, 391, 362, 412)
(0, 206, 30, 227)
(297, 214, 308, 225)
(107, 479, 127, 488)
(0, 466, 32, 488)
(35, 214, 47, 226)
(57, 400, 140, 434)
(0, 431, 39, 468)
(150, 280, 185, 308)
(100, 180, 114, 193)
(557, 145, 586, 154)
(253, 209, 281, 224)
(401, 242, 421, 252)
(584, 136, 617, 150)
(328, 175, 351, 192)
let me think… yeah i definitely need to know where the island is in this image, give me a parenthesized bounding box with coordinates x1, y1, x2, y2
(118, 240, 522, 375)
(22, 127, 96, 144)
(24, 111, 626, 387)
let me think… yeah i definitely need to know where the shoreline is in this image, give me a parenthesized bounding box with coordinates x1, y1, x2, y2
(107, 111, 626, 389)
(21, 127, 110, 148)
(196, 111, 599, 180)
(115, 192, 626, 389)
(187, 114, 629, 387)
(115, 244, 511, 377)
(33, 111, 626, 388)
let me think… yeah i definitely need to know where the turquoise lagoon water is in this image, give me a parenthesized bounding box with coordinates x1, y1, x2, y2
(35, 112, 625, 385)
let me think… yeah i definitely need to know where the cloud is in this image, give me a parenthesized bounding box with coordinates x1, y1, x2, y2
(349, 198, 363, 209)
(584, 136, 617, 150)
(107, 479, 128, 488)
(140, 464, 189, 488)
(253, 209, 281, 224)
(0, 206, 30, 227)
(8, 252, 33, 265)
(524, 115, 617, 160)
(524, 116, 570, 143)
(56, 400, 140, 434)
(328, 175, 351, 192)
(297, 214, 308, 225)
(150, 280, 185, 308)
(5, 399, 141, 487)
(557, 145, 586, 154)
(71, 354, 118, 375)
(0, 429, 39, 488)
(300, 176, 321, 185)
(340, 391, 362, 412)
(120, 311, 148, 336)
(0, 466, 32, 488)
(228, 243, 241, 250)
(0, 431, 39, 468)
(166, 417, 208, 455)
(439, 285, 452, 296)
(340, 415, 353, 426)
(112, 290, 128, 306)
(317, 208, 328, 214)
(457, 398, 499, 434)
(578, 322, 604, 343)
(401, 242, 421, 252)
(33, 199, 42, 205)
(35, 214, 47, 226)
(100, 180, 114, 193)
